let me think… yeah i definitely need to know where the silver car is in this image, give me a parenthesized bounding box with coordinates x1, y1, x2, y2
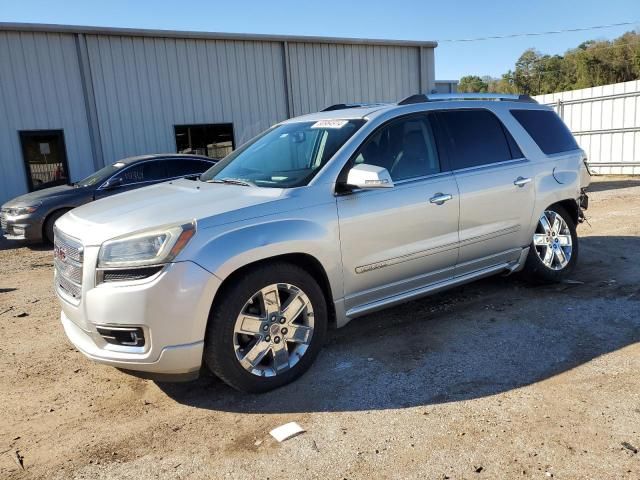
(54, 93, 591, 392)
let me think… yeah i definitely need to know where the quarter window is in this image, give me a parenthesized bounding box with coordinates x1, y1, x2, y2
(437, 109, 515, 170)
(511, 109, 578, 155)
(354, 115, 440, 181)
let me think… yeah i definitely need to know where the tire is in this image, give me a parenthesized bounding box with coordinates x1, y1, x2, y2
(522, 204, 579, 284)
(43, 209, 70, 244)
(204, 262, 328, 393)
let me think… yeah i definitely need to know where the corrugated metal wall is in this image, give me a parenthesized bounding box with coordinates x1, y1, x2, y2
(287, 43, 422, 115)
(0, 25, 436, 204)
(534, 80, 640, 175)
(0, 31, 94, 202)
(86, 35, 289, 164)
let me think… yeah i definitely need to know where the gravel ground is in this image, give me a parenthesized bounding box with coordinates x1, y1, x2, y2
(1, 176, 639, 480)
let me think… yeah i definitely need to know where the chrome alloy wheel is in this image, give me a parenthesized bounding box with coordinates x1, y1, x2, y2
(533, 210, 573, 270)
(233, 283, 314, 377)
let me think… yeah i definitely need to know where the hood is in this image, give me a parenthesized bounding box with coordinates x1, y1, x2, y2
(3, 184, 83, 207)
(56, 179, 285, 246)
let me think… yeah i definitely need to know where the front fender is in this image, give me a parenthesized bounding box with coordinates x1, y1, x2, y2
(187, 206, 343, 302)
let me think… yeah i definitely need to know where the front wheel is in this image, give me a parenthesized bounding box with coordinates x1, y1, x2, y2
(204, 262, 327, 393)
(522, 205, 579, 283)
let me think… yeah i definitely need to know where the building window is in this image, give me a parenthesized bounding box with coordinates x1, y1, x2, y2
(19, 130, 70, 191)
(174, 123, 234, 160)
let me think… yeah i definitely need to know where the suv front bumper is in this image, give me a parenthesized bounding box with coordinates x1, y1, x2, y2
(61, 313, 205, 377)
(58, 260, 222, 378)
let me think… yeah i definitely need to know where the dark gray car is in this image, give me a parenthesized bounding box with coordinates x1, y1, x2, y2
(1, 154, 216, 243)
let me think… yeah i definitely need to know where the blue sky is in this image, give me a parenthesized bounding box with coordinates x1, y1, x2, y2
(1, 0, 638, 80)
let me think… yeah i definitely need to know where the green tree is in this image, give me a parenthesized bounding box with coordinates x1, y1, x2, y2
(458, 75, 489, 92)
(487, 72, 518, 94)
(513, 49, 543, 94)
(458, 30, 640, 95)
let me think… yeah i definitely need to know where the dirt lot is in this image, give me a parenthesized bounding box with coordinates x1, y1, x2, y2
(1, 177, 639, 480)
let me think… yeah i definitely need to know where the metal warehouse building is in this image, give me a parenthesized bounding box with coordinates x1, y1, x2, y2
(0, 23, 439, 204)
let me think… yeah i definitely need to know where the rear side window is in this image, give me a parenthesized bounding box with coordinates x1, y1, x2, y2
(113, 161, 167, 185)
(437, 110, 515, 170)
(511, 109, 578, 154)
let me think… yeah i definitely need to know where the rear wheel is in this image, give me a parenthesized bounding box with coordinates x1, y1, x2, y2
(43, 209, 70, 244)
(204, 262, 327, 393)
(522, 205, 578, 283)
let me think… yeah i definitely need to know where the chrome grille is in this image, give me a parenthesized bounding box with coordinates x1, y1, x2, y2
(54, 257, 83, 284)
(54, 230, 83, 263)
(54, 228, 83, 302)
(56, 271, 82, 300)
(0, 210, 7, 232)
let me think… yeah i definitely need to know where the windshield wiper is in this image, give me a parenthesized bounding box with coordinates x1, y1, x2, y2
(205, 177, 256, 187)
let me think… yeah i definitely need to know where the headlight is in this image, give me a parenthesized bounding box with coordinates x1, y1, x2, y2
(9, 205, 40, 215)
(97, 221, 196, 268)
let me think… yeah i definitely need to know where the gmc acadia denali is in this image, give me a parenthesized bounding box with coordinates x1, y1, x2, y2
(54, 93, 591, 392)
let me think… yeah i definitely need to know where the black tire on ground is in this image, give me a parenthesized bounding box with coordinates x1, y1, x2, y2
(521, 204, 579, 284)
(43, 209, 70, 244)
(203, 261, 328, 393)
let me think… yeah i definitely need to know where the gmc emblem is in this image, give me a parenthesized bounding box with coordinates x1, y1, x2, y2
(54, 246, 66, 262)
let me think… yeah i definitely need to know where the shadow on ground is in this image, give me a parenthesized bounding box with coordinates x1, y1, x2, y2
(158, 235, 640, 413)
(0, 236, 51, 252)
(586, 177, 640, 193)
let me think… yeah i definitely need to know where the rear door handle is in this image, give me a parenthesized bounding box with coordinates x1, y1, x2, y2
(514, 176, 532, 187)
(429, 193, 453, 205)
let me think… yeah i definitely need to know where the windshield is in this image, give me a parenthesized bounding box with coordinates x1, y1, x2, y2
(76, 162, 126, 187)
(199, 119, 365, 188)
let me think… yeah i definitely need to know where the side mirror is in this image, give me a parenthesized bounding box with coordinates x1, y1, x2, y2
(345, 163, 394, 190)
(102, 177, 123, 190)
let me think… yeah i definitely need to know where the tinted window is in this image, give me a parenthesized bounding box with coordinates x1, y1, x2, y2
(438, 110, 514, 169)
(167, 159, 212, 177)
(354, 115, 440, 181)
(511, 109, 578, 154)
(505, 129, 524, 158)
(113, 161, 166, 185)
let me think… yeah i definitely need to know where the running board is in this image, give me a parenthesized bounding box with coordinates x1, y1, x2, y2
(345, 262, 512, 319)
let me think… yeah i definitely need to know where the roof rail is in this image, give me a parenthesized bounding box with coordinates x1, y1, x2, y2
(397, 94, 429, 105)
(397, 93, 537, 105)
(321, 102, 387, 111)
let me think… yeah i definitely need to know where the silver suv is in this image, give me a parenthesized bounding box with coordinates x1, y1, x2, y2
(54, 93, 591, 392)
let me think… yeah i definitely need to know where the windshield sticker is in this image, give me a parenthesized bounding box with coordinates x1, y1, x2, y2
(311, 120, 348, 129)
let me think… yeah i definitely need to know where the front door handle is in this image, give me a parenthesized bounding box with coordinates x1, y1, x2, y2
(429, 193, 453, 205)
(514, 176, 532, 187)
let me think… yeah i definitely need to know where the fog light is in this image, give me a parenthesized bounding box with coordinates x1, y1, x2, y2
(13, 227, 25, 236)
(96, 326, 145, 347)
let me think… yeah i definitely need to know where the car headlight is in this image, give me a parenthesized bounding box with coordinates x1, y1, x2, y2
(97, 221, 196, 268)
(9, 205, 40, 216)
